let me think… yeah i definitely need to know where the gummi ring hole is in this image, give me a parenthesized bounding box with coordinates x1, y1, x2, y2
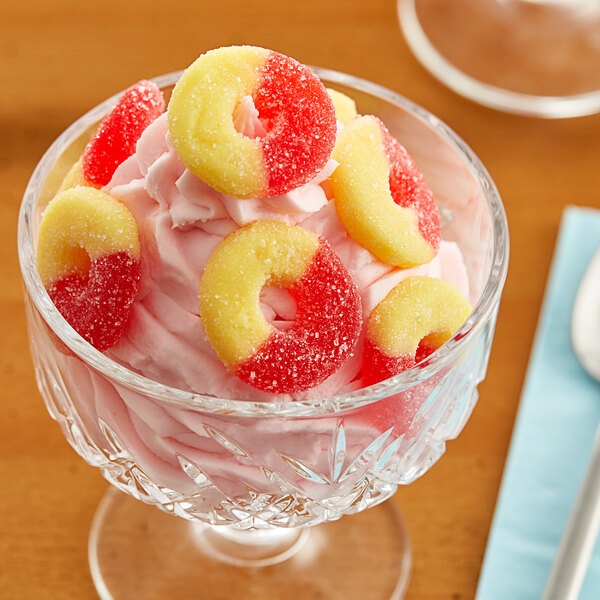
(232, 96, 269, 140)
(259, 285, 297, 331)
(415, 336, 438, 364)
(63, 246, 91, 276)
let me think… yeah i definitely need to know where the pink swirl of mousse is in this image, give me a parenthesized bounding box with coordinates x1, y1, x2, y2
(42, 100, 473, 500)
(103, 109, 469, 402)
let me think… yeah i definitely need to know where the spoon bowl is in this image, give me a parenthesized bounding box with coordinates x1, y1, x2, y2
(572, 247, 600, 381)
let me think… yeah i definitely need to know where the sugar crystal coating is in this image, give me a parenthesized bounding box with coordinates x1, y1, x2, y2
(199, 220, 362, 393)
(168, 46, 336, 199)
(58, 157, 86, 192)
(379, 122, 440, 250)
(236, 241, 363, 392)
(363, 276, 471, 385)
(326, 88, 358, 125)
(47, 252, 142, 351)
(254, 51, 337, 196)
(330, 115, 440, 268)
(36, 187, 141, 351)
(82, 80, 165, 187)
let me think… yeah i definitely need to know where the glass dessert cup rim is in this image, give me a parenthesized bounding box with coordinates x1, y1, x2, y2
(398, 0, 600, 119)
(18, 67, 509, 418)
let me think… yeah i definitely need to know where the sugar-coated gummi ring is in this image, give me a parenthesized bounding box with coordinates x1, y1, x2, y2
(363, 276, 471, 386)
(82, 80, 165, 187)
(199, 220, 362, 393)
(36, 187, 142, 351)
(58, 157, 87, 193)
(326, 88, 357, 125)
(168, 46, 337, 199)
(330, 115, 441, 268)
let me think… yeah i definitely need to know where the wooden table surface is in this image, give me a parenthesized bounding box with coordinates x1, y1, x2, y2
(2, 1, 600, 598)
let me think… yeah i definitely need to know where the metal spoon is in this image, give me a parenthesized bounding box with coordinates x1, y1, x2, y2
(542, 247, 600, 600)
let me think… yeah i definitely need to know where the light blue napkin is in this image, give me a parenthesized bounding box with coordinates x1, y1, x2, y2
(476, 206, 600, 600)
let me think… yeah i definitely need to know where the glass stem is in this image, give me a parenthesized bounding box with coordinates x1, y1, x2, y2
(192, 524, 310, 567)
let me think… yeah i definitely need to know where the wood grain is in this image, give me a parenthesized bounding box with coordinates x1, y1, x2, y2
(1, 0, 599, 598)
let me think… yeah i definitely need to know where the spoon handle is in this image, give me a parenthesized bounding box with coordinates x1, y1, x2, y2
(542, 424, 600, 600)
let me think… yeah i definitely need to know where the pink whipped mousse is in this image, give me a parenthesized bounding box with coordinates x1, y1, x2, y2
(102, 104, 469, 402)
(42, 97, 475, 501)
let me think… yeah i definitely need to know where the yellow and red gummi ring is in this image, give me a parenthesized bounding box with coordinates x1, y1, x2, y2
(168, 46, 337, 199)
(326, 88, 357, 125)
(36, 187, 141, 351)
(82, 80, 165, 187)
(199, 221, 362, 393)
(330, 115, 440, 268)
(363, 276, 471, 386)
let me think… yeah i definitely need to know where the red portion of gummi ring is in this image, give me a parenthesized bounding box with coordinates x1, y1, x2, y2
(363, 277, 471, 386)
(331, 115, 441, 268)
(199, 221, 362, 393)
(36, 187, 142, 351)
(82, 80, 165, 187)
(168, 46, 337, 199)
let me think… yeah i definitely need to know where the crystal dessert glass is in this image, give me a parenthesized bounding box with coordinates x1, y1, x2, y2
(18, 68, 509, 599)
(399, 0, 600, 118)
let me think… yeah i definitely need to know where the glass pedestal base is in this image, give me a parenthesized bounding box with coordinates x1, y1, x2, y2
(89, 488, 411, 599)
(399, 0, 600, 117)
